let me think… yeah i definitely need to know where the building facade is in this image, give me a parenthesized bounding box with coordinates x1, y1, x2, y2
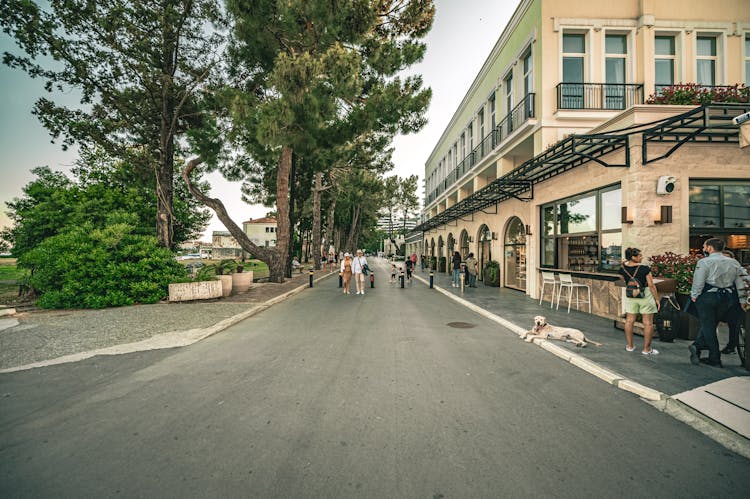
(242, 217, 278, 248)
(412, 0, 750, 319)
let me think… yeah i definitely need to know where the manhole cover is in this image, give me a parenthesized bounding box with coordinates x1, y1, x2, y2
(446, 322, 476, 329)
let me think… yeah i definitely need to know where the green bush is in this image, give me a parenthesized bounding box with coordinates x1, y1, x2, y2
(19, 223, 187, 309)
(483, 260, 501, 286)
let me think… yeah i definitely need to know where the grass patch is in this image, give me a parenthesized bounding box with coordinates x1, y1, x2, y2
(0, 265, 25, 281)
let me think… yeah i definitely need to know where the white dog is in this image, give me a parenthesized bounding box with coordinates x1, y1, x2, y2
(520, 315, 602, 347)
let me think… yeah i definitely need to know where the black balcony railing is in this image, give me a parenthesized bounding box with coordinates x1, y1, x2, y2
(557, 83, 643, 110)
(425, 93, 536, 206)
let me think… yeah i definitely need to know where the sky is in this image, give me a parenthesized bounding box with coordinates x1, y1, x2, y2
(0, 0, 518, 243)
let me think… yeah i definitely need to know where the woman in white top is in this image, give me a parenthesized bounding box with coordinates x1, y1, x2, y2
(352, 249, 369, 295)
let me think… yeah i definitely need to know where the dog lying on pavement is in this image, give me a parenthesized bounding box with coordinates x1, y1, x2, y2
(520, 315, 603, 347)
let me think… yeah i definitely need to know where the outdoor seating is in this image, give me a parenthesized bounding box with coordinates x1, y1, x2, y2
(539, 271, 558, 308)
(556, 273, 591, 313)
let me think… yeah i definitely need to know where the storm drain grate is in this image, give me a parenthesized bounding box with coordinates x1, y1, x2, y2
(446, 322, 476, 329)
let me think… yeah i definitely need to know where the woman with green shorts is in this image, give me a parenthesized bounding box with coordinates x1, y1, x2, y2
(619, 247, 661, 355)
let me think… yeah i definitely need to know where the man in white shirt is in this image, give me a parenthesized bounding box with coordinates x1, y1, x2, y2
(352, 249, 369, 295)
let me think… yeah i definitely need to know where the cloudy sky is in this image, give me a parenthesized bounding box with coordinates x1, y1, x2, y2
(0, 0, 517, 242)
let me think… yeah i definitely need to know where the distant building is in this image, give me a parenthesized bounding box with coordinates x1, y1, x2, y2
(242, 217, 278, 248)
(211, 231, 242, 259)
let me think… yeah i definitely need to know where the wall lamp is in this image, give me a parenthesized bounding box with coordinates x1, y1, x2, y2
(525, 224, 532, 235)
(621, 206, 634, 224)
(654, 205, 673, 224)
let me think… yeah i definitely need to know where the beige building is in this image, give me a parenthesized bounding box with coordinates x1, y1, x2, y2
(242, 217, 278, 248)
(410, 0, 750, 319)
(211, 231, 242, 259)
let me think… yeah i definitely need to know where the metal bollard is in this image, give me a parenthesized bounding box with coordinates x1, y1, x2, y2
(309, 269, 314, 288)
(429, 270, 434, 288)
(370, 272, 375, 288)
(400, 271, 405, 288)
(460, 271, 465, 292)
(339, 272, 342, 288)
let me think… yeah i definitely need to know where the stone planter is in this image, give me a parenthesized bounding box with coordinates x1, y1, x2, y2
(168, 280, 222, 302)
(217, 275, 233, 297)
(232, 270, 254, 294)
(483, 267, 501, 287)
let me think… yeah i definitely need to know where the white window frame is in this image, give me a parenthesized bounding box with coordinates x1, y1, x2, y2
(504, 71, 514, 116)
(654, 33, 677, 90)
(603, 31, 630, 83)
(694, 32, 723, 86)
(744, 33, 750, 85)
(559, 29, 589, 84)
(522, 49, 533, 96)
(489, 92, 496, 130)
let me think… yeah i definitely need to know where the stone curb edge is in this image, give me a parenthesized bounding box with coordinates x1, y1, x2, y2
(412, 274, 750, 457)
(0, 272, 335, 374)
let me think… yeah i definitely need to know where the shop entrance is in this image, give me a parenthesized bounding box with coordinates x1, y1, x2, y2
(504, 217, 527, 291)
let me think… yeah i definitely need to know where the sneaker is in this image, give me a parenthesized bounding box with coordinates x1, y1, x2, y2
(625, 345, 636, 352)
(721, 345, 736, 355)
(642, 348, 659, 356)
(688, 344, 701, 365)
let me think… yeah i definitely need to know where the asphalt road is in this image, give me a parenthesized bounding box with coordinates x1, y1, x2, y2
(1, 258, 748, 498)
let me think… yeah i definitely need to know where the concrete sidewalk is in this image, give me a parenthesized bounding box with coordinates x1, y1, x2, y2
(402, 262, 750, 457)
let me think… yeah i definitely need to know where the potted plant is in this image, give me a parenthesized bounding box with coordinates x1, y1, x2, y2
(438, 256, 446, 273)
(483, 260, 501, 287)
(429, 256, 437, 271)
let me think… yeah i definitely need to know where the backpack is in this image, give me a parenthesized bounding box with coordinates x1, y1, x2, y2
(656, 296, 681, 342)
(622, 265, 644, 298)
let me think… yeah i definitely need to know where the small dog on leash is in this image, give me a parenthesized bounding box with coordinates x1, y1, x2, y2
(520, 315, 603, 347)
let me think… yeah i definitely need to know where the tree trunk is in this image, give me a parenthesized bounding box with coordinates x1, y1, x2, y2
(312, 172, 323, 270)
(182, 157, 282, 278)
(286, 151, 297, 278)
(273, 146, 292, 283)
(345, 206, 360, 252)
(157, 23, 176, 248)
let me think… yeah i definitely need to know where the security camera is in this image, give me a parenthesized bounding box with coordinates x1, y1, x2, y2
(657, 176, 676, 195)
(732, 111, 750, 126)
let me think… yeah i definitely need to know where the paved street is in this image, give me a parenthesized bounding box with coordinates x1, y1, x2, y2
(1, 258, 748, 498)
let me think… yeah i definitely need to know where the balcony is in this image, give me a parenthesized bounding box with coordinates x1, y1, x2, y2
(425, 93, 536, 207)
(557, 83, 643, 110)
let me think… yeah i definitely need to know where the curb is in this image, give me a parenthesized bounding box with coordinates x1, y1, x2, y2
(411, 274, 750, 456)
(0, 272, 335, 374)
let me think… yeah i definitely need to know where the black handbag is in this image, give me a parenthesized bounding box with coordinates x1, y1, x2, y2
(656, 295, 681, 342)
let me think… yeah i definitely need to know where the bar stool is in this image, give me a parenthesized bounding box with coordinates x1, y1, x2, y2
(539, 271, 558, 308)
(556, 273, 591, 313)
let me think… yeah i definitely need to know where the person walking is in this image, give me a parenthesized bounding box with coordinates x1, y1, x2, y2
(619, 247, 661, 355)
(405, 256, 413, 282)
(451, 251, 462, 287)
(720, 250, 749, 354)
(421, 254, 426, 271)
(465, 252, 478, 287)
(340, 253, 353, 294)
(689, 238, 746, 367)
(352, 249, 369, 295)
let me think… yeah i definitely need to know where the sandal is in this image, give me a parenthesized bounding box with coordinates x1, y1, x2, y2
(626, 345, 636, 352)
(642, 348, 660, 356)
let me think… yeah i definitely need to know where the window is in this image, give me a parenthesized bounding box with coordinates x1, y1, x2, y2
(489, 92, 496, 130)
(562, 33, 586, 108)
(523, 50, 533, 96)
(690, 181, 750, 229)
(460, 133, 466, 161)
(505, 72, 514, 131)
(655, 35, 676, 92)
(540, 185, 622, 272)
(696, 36, 717, 86)
(453, 143, 458, 168)
(605, 34, 627, 109)
(468, 123, 474, 153)
(746, 35, 750, 84)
